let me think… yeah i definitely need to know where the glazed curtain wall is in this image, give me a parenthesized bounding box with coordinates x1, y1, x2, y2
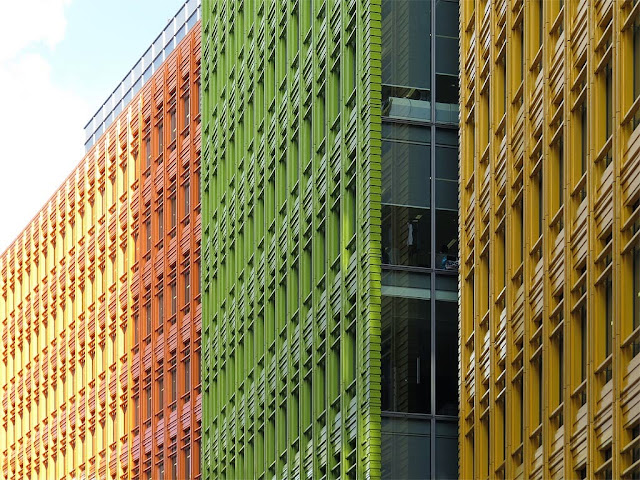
(0, 22, 202, 480)
(200, 0, 382, 478)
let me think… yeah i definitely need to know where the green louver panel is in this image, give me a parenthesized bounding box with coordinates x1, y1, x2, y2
(201, 0, 381, 478)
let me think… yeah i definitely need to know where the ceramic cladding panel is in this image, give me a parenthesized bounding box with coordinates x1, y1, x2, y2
(0, 21, 202, 480)
(459, 0, 640, 479)
(200, 0, 382, 478)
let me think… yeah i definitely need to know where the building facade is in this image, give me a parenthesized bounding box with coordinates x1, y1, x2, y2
(0, 3, 202, 480)
(129, 18, 202, 480)
(460, 0, 640, 479)
(201, 0, 459, 478)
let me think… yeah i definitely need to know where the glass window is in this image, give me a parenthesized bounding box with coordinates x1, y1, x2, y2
(537, 169, 543, 239)
(158, 291, 164, 327)
(134, 395, 139, 427)
(605, 276, 612, 358)
(634, 246, 640, 356)
(184, 182, 190, 217)
(171, 283, 177, 315)
(145, 302, 152, 337)
(171, 369, 177, 404)
(134, 314, 139, 344)
(145, 219, 152, 251)
(381, 417, 431, 479)
(382, 270, 430, 299)
(184, 356, 191, 393)
(580, 104, 587, 176)
(171, 454, 177, 480)
(183, 93, 190, 129)
(381, 296, 430, 414)
(145, 136, 151, 173)
(184, 446, 191, 480)
(170, 195, 177, 230)
(382, 124, 432, 269)
(435, 421, 458, 479)
(634, 16, 640, 106)
(580, 305, 587, 383)
(170, 108, 177, 142)
(605, 63, 612, 139)
(145, 386, 151, 420)
(382, 0, 431, 90)
(157, 121, 164, 156)
(382, 0, 431, 121)
(158, 206, 164, 239)
(436, 293, 458, 414)
(435, 0, 459, 122)
(158, 377, 164, 410)
(184, 269, 190, 305)
(435, 130, 459, 270)
(382, 124, 431, 208)
(558, 135, 564, 209)
(382, 205, 431, 268)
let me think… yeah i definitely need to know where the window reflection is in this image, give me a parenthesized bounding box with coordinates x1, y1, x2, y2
(382, 205, 431, 268)
(435, 131, 459, 270)
(435, 0, 460, 123)
(382, 417, 431, 480)
(381, 296, 430, 414)
(436, 298, 458, 415)
(435, 421, 458, 479)
(382, 129, 431, 208)
(382, 0, 432, 121)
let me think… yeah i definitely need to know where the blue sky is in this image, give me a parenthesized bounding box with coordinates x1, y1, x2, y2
(0, 0, 186, 253)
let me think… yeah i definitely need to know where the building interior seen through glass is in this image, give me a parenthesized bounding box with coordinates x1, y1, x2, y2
(380, 0, 459, 478)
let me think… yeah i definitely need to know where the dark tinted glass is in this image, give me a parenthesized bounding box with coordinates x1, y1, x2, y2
(381, 296, 431, 413)
(382, 0, 431, 90)
(436, 299, 458, 415)
(382, 140, 431, 208)
(435, 421, 458, 479)
(382, 417, 431, 479)
(382, 205, 431, 268)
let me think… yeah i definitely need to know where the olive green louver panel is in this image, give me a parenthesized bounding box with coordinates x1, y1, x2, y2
(201, 0, 382, 478)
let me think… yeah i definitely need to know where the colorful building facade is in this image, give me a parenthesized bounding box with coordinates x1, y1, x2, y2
(460, 0, 640, 478)
(0, 4, 202, 480)
(200, 0, 460, 478)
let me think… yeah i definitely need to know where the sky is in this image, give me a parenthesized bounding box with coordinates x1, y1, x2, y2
(0, 0, 185, 254)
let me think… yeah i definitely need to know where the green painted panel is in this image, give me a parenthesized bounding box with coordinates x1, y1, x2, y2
(201, 0, 382, 478)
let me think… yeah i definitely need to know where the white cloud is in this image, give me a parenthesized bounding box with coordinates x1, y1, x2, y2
(0, 0, 71, 60)
(0, 0, 90, 254)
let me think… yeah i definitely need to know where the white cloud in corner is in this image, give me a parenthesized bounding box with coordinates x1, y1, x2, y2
(0, 0, 72, 61)
(0, 0, 90, 254)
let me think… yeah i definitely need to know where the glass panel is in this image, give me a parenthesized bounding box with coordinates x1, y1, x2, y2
(382, 86, 431, 121)
(435, 0, 459, 123)
(435, 132, 459, 270)
(635, 18, 640, 100)
(634, 247, 640, 333)
(382, 0, 431, 121)
(381, 417, 431, 479)
(382, 205, 431, 268)
(382, 0, 431, 90)
(381, 270, 430, 300)
(435, 297, 458, 415)
(435, 40, 459, 77)
(634, 17, 640, 127)
(435, 0, 458, 37)
(382, 133, 431, 208)
(381, 296, 431, 414)
(435, 421, 458, 479)
(435, 210, 458, 270)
